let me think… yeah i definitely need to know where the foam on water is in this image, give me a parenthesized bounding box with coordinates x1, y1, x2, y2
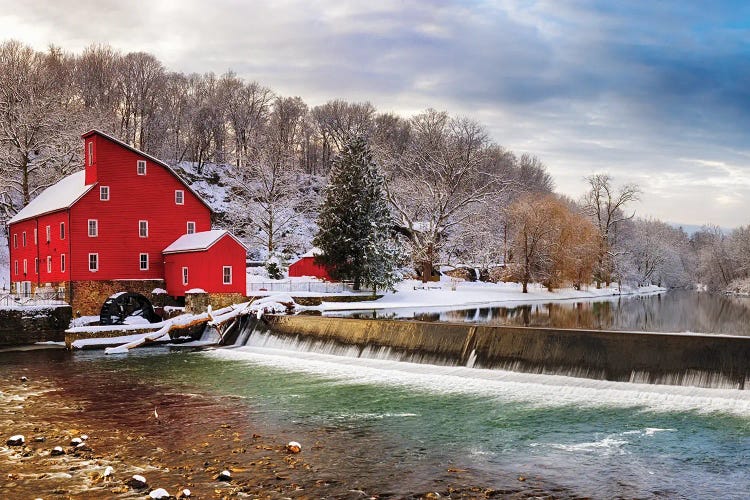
(205, 345, 750, 417)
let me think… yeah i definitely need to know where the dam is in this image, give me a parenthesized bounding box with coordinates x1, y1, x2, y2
(224, 314, 750, 390)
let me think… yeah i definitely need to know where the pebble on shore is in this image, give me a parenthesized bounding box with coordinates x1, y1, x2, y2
(50, 446, 65, 456)
(7, 434, 25, 446)
(286, 440, 302, 453)
(217, 470, 232, 481)
(149, 487, 170, 499)
(127, 474, 148, 490)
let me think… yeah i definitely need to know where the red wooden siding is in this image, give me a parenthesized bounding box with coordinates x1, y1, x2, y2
(288, 257, 332, 280)
(9, 211, 71, 286)
(69, 133, 212, 282)
(163, 235, 246, 296)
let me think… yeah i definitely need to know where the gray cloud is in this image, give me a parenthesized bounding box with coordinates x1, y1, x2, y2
(1, 0, 749, 226)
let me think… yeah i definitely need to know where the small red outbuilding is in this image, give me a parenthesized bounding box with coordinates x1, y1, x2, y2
(163, 230, 247, 296)
(288, 248, 332, 280)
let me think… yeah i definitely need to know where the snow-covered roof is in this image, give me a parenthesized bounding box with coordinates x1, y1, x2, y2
(290, 247, 322, 264)
(300, 247, 322, 258)
(82, 129, 214, 213)
(162, 230, 246, 254)
(8, 171, 94, 224)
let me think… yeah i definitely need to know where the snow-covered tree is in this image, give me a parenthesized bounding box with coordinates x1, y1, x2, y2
(314, 136, 399, 291)
(0, 41, 82, 221)
(377, 110, 510, 279)
(582, 174, 640, 287)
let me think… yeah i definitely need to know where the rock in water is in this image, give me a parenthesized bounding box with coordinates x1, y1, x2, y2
(217, 470, 232, 481)
(33, 436, 46, 442)
(50, 446, 65, 456)
(286, 440, 302, 453)
(7, 435, 24, 446)
(70, 437, 83, 446)
(177, 488, 191, 498)
(20, 376, 28, 383)
(103, 466, 114, 478)
(127, 474, 148, 489)
(80, 434, 89, 440)
(149, 488, 170, 499)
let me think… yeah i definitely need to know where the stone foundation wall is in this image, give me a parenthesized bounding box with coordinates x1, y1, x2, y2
(71, 280, 165, 316)
(0, 306, 72, 346)
(209, 293, 249, 309)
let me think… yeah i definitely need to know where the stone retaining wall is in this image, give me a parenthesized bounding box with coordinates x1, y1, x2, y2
(71, 280, 165, 316)
(0, 306, 72, 346)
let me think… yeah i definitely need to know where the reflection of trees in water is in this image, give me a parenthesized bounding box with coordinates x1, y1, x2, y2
(429, 291, 750, 335)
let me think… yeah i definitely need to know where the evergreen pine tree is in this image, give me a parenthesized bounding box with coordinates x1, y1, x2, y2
(314, 136, 400, 292)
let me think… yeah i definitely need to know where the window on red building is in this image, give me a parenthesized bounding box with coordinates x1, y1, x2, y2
(223, 266, 232, 285)
(100, 186, 109, 201)
(88, 253, 98, 272)
(60, 222, 65, 240)
(182, 267, 188, 285)
(139, 253, 148, 270)
(137, 160, 146, 175)
(88, 220, 98, 237)
(187, 221, 195, 234)
(139, 220, 148, 238)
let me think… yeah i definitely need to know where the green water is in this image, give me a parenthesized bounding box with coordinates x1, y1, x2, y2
(58, 346, 750, 499)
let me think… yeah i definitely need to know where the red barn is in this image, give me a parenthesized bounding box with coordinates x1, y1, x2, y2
(7, 130, 245, 313)
(163, 230, 246, 297)
(288, 248, 332, 280)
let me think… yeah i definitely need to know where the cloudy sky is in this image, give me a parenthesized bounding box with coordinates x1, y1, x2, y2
(2, 0, 749, 228)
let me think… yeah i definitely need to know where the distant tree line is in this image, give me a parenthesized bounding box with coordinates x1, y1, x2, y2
(1, 39, 747, 293)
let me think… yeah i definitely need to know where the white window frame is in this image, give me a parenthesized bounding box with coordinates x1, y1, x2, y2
(23, 259, 27, 274)
(46, 225, 51, 243)
(59, 222, 65, 240)
(13, 233, 17, 248)
(46, 256, 51, 273)
(14, 260, 18, 276)
(137, 160, 146, 175)
(182, 266, 188, 285)
(139, 220, 148, 238)
(100, 186, 109, 201)
(139, 253, 149, 271)
(88, 253, 98, 272)
(34, 257, 39, 274)
(22, 231, 26, 247)
(34, 228, 37, 244)
(175, 190, 184, 205)
(186, 221, 196, 234)
(88, 219, 98, 237)
(87, 141, 93, 166)
(222, 266, 232, 285)
(61, 254, 66, 273)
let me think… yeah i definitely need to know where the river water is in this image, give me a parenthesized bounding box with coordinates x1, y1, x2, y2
(3, 291, 750, 498)
(329, 289, 750, 335)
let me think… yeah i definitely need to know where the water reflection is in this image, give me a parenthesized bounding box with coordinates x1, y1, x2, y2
(333, 291, 750, 335)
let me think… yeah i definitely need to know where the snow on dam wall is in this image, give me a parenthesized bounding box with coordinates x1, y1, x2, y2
(265, 316, 750, 389)
(0, 306, 72, 346)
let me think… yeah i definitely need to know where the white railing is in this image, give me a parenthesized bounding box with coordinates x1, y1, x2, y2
(0, 289, 67, 307)
(247, 281, 374, 294)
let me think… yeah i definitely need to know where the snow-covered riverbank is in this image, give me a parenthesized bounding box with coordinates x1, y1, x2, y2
(315, 280, 666, 311)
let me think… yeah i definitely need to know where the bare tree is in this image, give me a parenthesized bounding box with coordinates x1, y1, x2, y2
(379, 110, 510, 280)
(582, 173, 640, 286)
(219, 72, 273, 168)
(0, 41, 82, 220)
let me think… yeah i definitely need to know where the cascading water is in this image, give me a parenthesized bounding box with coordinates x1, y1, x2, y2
(229, 315, 750, 390)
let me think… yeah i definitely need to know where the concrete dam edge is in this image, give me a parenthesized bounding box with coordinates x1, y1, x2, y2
(265, 315, 750, 389)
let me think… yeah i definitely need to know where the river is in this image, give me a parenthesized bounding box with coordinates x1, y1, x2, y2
(2, 290, 750, 498)
(328, 289, 750, 335)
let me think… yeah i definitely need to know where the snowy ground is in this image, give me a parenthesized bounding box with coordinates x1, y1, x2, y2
(313, 279, 666, 312)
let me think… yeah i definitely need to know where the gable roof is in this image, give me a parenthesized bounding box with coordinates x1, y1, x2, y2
(8, 171, 95, 224)
(81, 129, 213, 213)
(290, 247, 322, 264)
(162, 230, 247, 254)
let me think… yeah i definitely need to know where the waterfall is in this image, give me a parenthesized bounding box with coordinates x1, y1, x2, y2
(228, 316, 750, 390)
